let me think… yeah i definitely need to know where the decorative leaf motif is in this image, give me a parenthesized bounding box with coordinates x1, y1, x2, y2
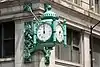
(44, 47, 51, 65)
(24, 22, 34, 62)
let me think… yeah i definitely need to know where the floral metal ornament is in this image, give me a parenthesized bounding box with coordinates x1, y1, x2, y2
(24, 21, 34, 62)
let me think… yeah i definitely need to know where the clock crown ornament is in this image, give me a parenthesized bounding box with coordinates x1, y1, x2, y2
(41, 3, 58, 20)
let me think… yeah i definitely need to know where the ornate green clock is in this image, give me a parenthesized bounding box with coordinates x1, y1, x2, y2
(23, 3, 67, 66)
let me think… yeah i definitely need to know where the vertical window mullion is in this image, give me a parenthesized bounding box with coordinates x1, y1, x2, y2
(1, 24, 4, 58)
(58, 45, 60, 59)
(0, 24, 2, 58)
(70, 30, 73, 62)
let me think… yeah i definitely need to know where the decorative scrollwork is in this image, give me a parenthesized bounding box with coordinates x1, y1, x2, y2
(24, 22, 34, 62)
(44, 47, 51, 65)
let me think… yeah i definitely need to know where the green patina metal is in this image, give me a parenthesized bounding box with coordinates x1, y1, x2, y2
(24, 21, 34, 62)
(44, 47, 51, 65)
(63, 19, 67, 47)
(23, 3, 67, 66)
(23, 2, 32, 12)
(41, 3, 58, 20)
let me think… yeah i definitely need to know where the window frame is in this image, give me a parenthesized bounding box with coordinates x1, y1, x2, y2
(55, 28, 81, 64)
(0, 21, 15, 58)
(90, 0, 100, 14)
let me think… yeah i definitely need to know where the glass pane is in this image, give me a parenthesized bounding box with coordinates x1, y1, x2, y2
(73, 30, 80, 46)
(67, 29, 72, 45)
(3, 22, 15, 39)
(95, 0, 100, 13)
(60, 44, 71, 61)
(3, 39, 14, 58)
(93, 37, 100, 67)
(74, 0, 80, 5)
(93, 52, 100, 67)
(93, 37, 100, 52)
(0, 21, 15, 58)
(95, 0, 99, 4)
(72, 47, 80, 63)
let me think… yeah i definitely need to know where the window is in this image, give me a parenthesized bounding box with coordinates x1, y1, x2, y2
(90, 0, 100, 13)
(55, 28, 81, 63)
(93, 37, 100, 67)
(67, 0, 81, 5)
(95, 0, 100, 13)
(0, 21, 15, 58)
(74, 0, 81, 5)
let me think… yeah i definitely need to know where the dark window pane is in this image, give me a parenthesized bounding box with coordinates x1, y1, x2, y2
(93, 37, 100, 67)
(3, 40, 14, 58)
(3, 22, 15, 39)
(0, 21, 15, 58)
(93, 37, 100, 52)
(73, 31, 80, 46)
(95, 0, 99, 4)
(67, 29, 72, 45)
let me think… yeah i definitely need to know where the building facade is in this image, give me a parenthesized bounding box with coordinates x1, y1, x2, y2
(0, 0, 100, 67)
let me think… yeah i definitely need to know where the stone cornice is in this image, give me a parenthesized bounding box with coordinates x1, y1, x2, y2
(0, 1, 100, 37)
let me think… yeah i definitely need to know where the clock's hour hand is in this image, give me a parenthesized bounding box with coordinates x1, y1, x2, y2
(43, 24, 45, 34)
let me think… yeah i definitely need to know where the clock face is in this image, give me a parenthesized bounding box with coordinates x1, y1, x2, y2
(37, 23, 52, 42)
(56, 24, 64, 42)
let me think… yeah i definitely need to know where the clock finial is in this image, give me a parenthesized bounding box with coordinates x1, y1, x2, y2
(44, 3, 51, 12)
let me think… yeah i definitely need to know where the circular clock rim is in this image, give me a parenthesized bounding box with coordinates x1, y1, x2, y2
(37, 23, 52, 42)
(56, 24, 64, 43)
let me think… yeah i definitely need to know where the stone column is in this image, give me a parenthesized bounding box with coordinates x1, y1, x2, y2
(32, 47, 55, 67)
(83, 32, 91, 67)
(15, 20, 24, 67)
(48, 47, 55, 67)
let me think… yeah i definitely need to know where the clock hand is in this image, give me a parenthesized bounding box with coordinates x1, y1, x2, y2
(59, 31, 61, 34)
(43, 24, 45, 34)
